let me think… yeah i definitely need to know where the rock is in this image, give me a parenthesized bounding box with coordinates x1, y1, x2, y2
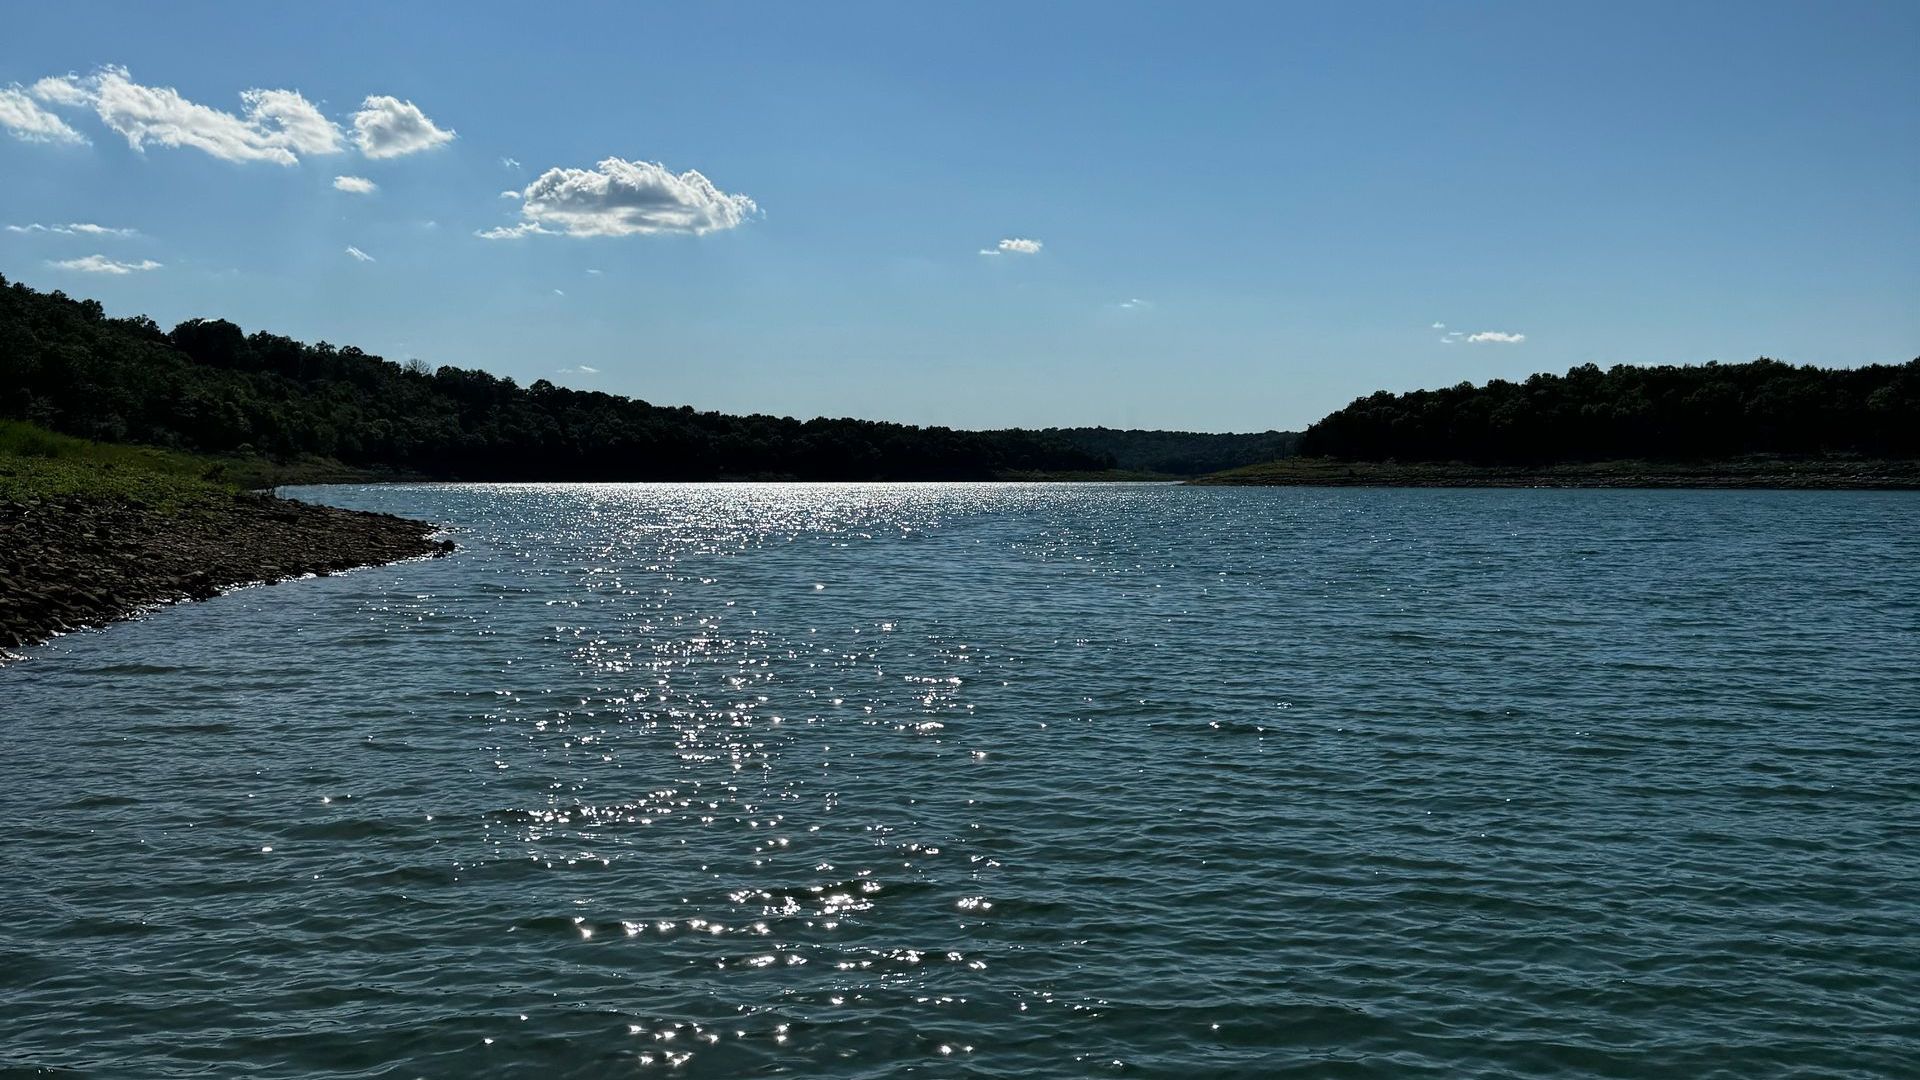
(0, 492, 449, 655)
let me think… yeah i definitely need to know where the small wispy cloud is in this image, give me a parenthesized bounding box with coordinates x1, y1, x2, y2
(344, 245, 374, 262)
(8, 222, 137, 236)
(0, 85, 88, 144)
(350, 95, 453, 158)
(552, 288, 565, 296)
(979, 237, 1042, 256)
(585, 268, 603, 275)
(475, 222, 550, 240)
(29, 75, 89, 108)
(49, 254, 160, 274)
(501, 156, 520, 169)
(1431, 321, 1520, 345)
(498, 189, 521, 199)
(1113, 298, 1151, 310)
(333, 175, 377, 194)
(557, 364, 599, 375)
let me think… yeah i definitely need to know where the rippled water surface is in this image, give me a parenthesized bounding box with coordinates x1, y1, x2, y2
(4, 483, 1918, 1078)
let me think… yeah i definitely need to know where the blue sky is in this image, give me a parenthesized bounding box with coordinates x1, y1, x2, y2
(3, 2, 1915, 431)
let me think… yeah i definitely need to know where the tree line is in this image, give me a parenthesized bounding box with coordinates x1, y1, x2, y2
(1, 273, 1289, 480)
(1301, 359, 1920, 463)
(7, 272, 1911, 477)
(1009, 427, 1301, 475)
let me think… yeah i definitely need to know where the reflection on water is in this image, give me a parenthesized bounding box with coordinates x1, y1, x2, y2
(3, 483, 1917, 1077)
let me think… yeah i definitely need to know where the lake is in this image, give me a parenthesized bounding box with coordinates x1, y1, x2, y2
(3, 483, 1916, 1078)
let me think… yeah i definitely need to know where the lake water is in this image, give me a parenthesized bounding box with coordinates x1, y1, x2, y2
(3, 483, 1917, 1078)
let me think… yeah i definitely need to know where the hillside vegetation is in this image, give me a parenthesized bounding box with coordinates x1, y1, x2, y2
(1018, 427, 1300, 476)
(0, 418, 380, 499)
(1301, 359, 1920, 463)
(0, 419, 233, 508)
(1195, 455, 1920, 489)
(0, 273, 1295, 481)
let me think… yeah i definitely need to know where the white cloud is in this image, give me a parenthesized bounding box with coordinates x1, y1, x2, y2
(494, 157, 759, 238)
(29, 75, 91, 107)
(242, 87, 345, 155)
(1431, 321, 1446, 330)
(7, 222, 137, 236)
(345, 245, 374, 262)
(1114, 298, 1151, 310)
(552, 288, 565, 296)
(30, 70, 462, 167)
(0, 85, 87, 144)
(980, 237, 1042, 255)
(499, 189, 521, 199)
(501, 156, 520, 169)
(584, 268, 603, 275)
(34, 66, 342, 164)
(557, 364, 599, 375)
(333, 175, 377, 194)
(1466, 331, 1526, 344)
(475, 222, 550, 240)
(351, 95, 454, 158)
(49, 254, 161, 274)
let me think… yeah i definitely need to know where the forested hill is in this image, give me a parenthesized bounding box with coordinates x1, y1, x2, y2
(1302, 359, 1920, 463)
(0, 273, 1292, 480)
(1017, 427, 1300, 476)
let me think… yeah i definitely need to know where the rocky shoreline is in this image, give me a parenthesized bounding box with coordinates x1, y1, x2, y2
(0, 490, 452, 655)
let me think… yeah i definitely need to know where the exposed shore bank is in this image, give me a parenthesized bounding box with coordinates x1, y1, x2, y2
(1, 487, 451, 656)
(1192, 456, 1920, 489)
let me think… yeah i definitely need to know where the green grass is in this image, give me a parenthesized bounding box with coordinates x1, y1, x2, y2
(0, 456, 231, 507)
(0, 421, 235, 508)
(0, 420, 399, 501)
(0, 419, 228, 475)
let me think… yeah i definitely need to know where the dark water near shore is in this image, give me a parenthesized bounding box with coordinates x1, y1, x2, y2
(4, 483, 1918, 1078)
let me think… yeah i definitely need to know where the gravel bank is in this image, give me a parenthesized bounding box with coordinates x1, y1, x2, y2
(1, 490, 451, 654)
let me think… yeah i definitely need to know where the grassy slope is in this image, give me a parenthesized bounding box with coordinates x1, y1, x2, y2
(0, 420, 236, 508)
(0, 420, 391, 502)
(1192, 455, 1920, 488)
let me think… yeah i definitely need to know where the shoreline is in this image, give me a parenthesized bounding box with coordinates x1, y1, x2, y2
(0, 489, 452, 658)
(1190, 456, 1920, 489)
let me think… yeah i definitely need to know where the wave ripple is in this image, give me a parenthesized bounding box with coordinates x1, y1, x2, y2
(4, 483, 1917, 1077)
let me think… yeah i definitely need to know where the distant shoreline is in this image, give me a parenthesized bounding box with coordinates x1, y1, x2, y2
(1190, 456, 1920, 489)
